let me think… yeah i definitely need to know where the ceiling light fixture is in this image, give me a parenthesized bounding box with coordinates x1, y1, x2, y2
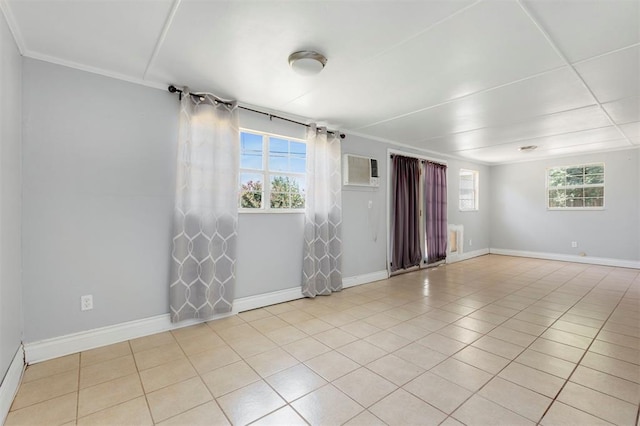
(288, 51, 327, 76)
(518, 145, 538, 152)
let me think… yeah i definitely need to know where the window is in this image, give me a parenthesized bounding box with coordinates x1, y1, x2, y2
(459, 169, 479, 211)
(547, 163, 604, 209)
(239, 130, 307, 211)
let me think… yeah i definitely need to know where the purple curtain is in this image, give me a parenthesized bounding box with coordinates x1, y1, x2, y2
(391, 155, 422, 272)
(425, 161, 447, 263)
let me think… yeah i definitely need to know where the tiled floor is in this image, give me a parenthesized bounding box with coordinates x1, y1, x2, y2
(6, 255, 640, 426)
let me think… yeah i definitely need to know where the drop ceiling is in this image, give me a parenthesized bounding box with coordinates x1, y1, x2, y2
(2, 0, 638, 164)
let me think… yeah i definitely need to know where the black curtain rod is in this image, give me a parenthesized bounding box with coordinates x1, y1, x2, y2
(168, 85, 345, 139)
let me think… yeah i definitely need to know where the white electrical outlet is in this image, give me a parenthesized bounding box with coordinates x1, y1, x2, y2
(571, 241, 578, 248)
(81, 295, 93, 311)
(469, 239, 473, 246)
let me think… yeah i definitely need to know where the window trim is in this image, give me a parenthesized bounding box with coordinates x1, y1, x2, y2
(459, 169, 479, 212)
(545, 162, 605, 211)
(238, 128, 307, 214)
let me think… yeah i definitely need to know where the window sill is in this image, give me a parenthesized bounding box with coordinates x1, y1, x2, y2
(547, 207, 605, 211)
(239, 209, 305, 214)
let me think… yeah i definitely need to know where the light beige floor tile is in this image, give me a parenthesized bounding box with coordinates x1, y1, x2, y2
(265, 363, 327, 402)
(343, 410, 387, 426)
(589, 339, 640, 365)
(133, 342, 185, 371)
(315, 311, 358, 327)
(430, 358, 492, 392)
(362, 313, 404, 329)
(417, 333, 466, 356)
(560, 313, 605, 329)
(228, 334, 278, 358)
(216, 323, 262, 343)
(172, 323, 216, 342)
(238, 308, 273, 322)
(436, 324, 483, 344)
(512, 312, 556, 328)
(540, 401, 614, 426)
(478, 377, 552, 422)
(139, 357, 197, 393)
(366, 354, 425, 386)
(471, 335, 524, 359)
(386, 322, 431, 341)
(569, 365, 640, 404)
(129, 332, 176, 353)
(217, 380, 285, 426)
(515, 349, 576, 379)
(249, 316, 289, 334)
(580, 351, 640, 383)
(245, 347, 299, 377)
(81, 342, 131, 367)
(498, 362, 564, 398)
(206, 315, 246, 332)
(264, 325, 308, 346)
(369, 388, 446, 426)
(176, 331, 226, 356)
(292, 384, 364, 426)
(5, 393, 77, 426)
(78, 373, 144, 417)
(529, 338, 585, 363)
(77, 396, 152, 426)
(314, 328, 359, 349)
(11, 370, 78, 410)
(278, 309, 315, 324)
(467, 310, 509, 325)
(407, 315, 449, 332)
(439, 416, 466, 426)
(403, 371, 472, 414)
(200, 360, 260, 397)
(596, 330, 640, 350)
(333, 368, 397, 407)
(304, 350, 360, 381)
(146, 377, 212, 423)
(157, 401, 230, 426)
(453, 317, 496, 334)
(22, 354, 79, 383)
(452, 394, 535, 426)
(252, 406, 307, 426)
(188, 345, 241, 375)
(393, 342, 448, 369)
(337, 340, 387, 365)
(557, 381, 637, 425)
(295, 318, 334, 335)
(79, 354, 137, 389)
(541, 328, 592, 350)
(453, 346, 510, 374)
(551, 320, 600, 338)
(264, 302, 296, 315)
(488, 326, 537, 347)
(282, 337, 331, 361)
(340, 320, 383, 338)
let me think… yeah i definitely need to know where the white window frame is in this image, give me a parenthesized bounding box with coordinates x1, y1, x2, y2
(239, 129, 307, 214)
(459, 169, 479, 211)
(546, 162, 605, 210)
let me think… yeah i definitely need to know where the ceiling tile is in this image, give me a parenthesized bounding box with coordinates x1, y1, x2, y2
(355, 67, 594, 143)
(8, 0, 174, 78)
(602, 96, 640, 125)
(284, 0, 565, 127)
(419, 106, 613, 153)
(620, 122, 640, 143)
(523, 0, 639, 63)
(575, 45, 640, 104)
(147, 0, 474, 108)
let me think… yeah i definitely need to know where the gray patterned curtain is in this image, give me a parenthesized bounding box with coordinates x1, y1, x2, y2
(302, 125, 343, 297)
(425, 161, 448, 264)
(390, 155, 422, 272)
(169, 90, 239, 322)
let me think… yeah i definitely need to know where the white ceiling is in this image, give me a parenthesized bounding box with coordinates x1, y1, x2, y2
(2, 0, 639, 164)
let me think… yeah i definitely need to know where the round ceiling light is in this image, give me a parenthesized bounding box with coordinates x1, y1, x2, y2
(518, 145, 538, 152)
(288, 51, 327, 76)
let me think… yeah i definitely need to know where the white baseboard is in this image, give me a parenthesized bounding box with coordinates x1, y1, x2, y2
(1, 346, 25, 425)
(447, 248, 490, 264)
(343, 270, 388, 288)
(24, 271, 386, 365)
(489, 248, 640, 269)
(233, 287, 304, 313)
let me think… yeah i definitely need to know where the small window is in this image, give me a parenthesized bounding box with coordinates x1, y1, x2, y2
(547, 163, 604, 209)
(239, 130, 307, 212)
(459, 169, 479, 211)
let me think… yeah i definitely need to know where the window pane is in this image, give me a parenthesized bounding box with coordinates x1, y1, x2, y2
(566, 175, 584, 186)
(291, 157, 306, 173)
(566, 167, 584, 176)
(548, 169, 566, 187)
(566, 188, 584, 198)
(239, 173, 263, 209)
(585, 198, 604, 207)
(586, 165, 604, 174)
(240, 133, 263, 170)
(585, 174, 604, 184)
(290, 141, 306, 157)
(566, 198, 584, 207)
(270, 175, 305, 209)
(584, 187, 604, 197)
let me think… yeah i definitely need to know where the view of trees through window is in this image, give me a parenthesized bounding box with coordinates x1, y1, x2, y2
(547, 163, 604, 208)
(239, 131, 306, 210)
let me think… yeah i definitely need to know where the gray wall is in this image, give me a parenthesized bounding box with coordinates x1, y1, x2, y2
(490, 149, 640, 260)
(0, 12, 23, 380)
(21, 59, 492, 343)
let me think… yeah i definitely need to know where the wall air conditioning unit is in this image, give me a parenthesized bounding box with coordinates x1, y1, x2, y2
(343, 154, 379, 187)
